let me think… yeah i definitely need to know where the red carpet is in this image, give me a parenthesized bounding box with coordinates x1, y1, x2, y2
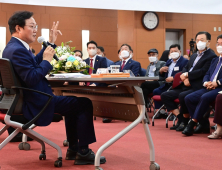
(0, 116, 221, 170)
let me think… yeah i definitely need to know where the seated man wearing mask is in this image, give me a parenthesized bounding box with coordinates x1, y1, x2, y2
(115, 44, 141, 76)
(161, 32, 216, 132)
(182, 34, 222, 136)
(140, 48, 166, 109)
(153, 44, 188, 118)
(84, 41, 107, 86)
(97, 46, 114, 67)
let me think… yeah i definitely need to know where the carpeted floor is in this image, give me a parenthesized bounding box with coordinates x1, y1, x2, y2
(0, 116, 220, 170)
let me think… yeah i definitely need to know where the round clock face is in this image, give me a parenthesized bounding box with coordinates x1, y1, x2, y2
(142, 12, 159, 30)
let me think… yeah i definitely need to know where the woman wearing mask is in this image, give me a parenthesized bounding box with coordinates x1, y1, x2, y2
(140, 48, 166, 109)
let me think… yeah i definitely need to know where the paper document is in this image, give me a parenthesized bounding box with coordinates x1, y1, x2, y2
(47, 73, 91, 78)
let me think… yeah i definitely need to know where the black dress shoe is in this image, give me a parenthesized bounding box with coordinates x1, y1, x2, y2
(194, 123, 210, 134)
(182, 120, 197, 136)
(10, 133, 33, 142)
(170, 121, 181, 130)
(74, 149, 106, 165)
(66, 148, 77, 160)
(103, 118, 112, 123)
(176, 122, 187, 131)
(169, 114, 176, 121)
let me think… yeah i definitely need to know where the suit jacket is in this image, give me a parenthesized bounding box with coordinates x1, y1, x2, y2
(84, 56, 107, 86)
(182, 49, 217, 90)
(115, 58, 141, 76)
(84, 55, 107, 74)
(106, 57, 114, 67)
(140, 68, 147, 76)
(159, 56, 188, 89)
(3, 37, 56, 126)
(203, 57, 222, 85)
(145, 60, 166, 77)
(145, 60, 166, 86)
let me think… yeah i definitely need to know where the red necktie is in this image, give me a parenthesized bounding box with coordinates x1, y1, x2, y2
(121, 60, 126, 71)
(89, 59, 93, 75)
(87, 59, 93, 86)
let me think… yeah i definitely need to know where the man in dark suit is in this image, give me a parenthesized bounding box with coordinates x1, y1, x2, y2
(153, 44, 188, 115)
(140, 48, 166, 108)
(161, 31, 217, 131)
(115, 44, 141, 76)
(3, 11, 105, 165)
(84, 41, 107, 86)
(183, 34, 222, 136)
(97, 46, 114, 67)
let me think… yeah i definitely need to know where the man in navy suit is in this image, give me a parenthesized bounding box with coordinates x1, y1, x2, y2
(115, 44, 141, 76)
(97, 46, 114, 67)
(3, 11, 105, 165)
(83, 41, 107, 86)
(161, 32, 217, 131)
(182, 34, 222, 136)
(153, 44, 188, 114)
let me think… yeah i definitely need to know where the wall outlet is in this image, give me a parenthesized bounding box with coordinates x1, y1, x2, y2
(214, 27, 217, 31)
(219, 27, 221, 31)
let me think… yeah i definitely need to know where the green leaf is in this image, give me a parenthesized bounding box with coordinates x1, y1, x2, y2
(61, 42, 64, 47)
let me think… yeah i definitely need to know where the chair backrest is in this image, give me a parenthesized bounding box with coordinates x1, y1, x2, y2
(172, 72, 182, 89)
(0, 58, 23, 115)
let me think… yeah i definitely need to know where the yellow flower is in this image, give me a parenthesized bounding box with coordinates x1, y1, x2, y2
(73, 60, 79, 66)
(54, 64, 60, 68)
(66, 61, 72, 67)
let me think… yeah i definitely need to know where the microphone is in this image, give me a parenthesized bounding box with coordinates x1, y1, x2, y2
(37, 36, 59, 61)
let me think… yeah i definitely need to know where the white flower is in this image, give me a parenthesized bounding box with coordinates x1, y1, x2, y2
(60, 55, 68, 60)
(65, 52, 70, 57)
(50, 59, 57, 65)
(63, 46, 67, 51)
(74, 56, 82, 61)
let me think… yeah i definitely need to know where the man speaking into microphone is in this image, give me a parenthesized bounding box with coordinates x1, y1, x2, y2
(3, 11, 106, 165)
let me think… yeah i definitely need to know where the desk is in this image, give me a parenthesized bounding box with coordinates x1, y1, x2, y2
(47, 76, 160, 170)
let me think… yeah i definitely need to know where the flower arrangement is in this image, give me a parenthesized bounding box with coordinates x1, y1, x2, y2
(50, 41, 89, 74)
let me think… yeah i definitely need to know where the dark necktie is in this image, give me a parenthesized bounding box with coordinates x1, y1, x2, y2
(210, 58, 222, 82)
(121, 60, 126, 71)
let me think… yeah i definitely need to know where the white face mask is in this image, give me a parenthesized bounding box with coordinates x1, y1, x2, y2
(149, 57, 157, 63)
(121, 50, 130, 59)
(217, 46, 222, 54)
(169, 52, 180, 59)
(97, 54, 103, 57)
(197, 41, 207, 51)
(88, 49, 97, 56)
(118, 55, 122, 60)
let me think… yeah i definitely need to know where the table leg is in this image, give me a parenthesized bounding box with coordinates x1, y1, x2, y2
(94, 104, 146, 170)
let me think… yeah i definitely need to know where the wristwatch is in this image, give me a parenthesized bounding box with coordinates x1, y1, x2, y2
(184, 72, 188, 77)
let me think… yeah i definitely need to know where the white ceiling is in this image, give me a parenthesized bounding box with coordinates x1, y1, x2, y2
(0, 0, 221, 14)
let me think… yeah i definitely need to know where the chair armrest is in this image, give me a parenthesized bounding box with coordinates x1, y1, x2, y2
(167, 86, 172, 91)
(11, 86, 53, 130)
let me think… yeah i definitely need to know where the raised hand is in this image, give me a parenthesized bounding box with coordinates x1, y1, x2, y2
(49, 21, 62, 44)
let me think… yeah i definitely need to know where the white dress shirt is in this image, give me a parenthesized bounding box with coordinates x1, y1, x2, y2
(167, 57, 180, 77)
(203, 56, 222, 86)
(121, 57, 131, 66)
(89, 55, 97, 68)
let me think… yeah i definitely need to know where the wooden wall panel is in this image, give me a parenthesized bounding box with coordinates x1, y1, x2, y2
(0, 3, 118, 61)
